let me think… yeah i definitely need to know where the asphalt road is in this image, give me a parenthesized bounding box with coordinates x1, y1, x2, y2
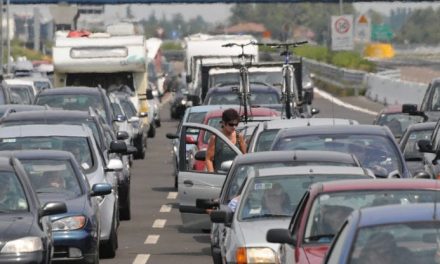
(101, 94, 380, 264)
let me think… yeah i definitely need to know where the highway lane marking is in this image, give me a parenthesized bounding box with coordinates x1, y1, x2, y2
(153, 219, 167, 228)
(314, 88, 378, 116)
(144, 235, 160, 244)
(167, 192, 178, 199)
(133, 254, 150, 264)
(160, 204, 172, 212)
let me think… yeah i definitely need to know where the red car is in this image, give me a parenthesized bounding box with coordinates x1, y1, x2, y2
(266, 179, 440, 264)
(192, 107, 280, 171)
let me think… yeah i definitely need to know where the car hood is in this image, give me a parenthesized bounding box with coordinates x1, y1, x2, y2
(236, 218, 290, 249)
(37, 193, 86, 220)
(0, 213, 34, 242)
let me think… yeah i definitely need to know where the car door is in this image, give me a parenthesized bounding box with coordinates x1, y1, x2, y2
(178, 122, 241, 227)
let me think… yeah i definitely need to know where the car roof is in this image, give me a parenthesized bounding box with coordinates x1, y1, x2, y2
(0, 124, 91, 138)
(0, 149, 74, 160)
(187, 105, 237, 114)
(37, 86, 101, 95)
(2, 110, 91, 122)
(205, 107, 279, 119)
(357, 203, 440, 227)
(0, 105, 47, 111)
(257, 166, 367, 177)
(311, 179, 440, 194)
(405, 121, 436, 131)
(261, 118, 358, 130)
(234, 150, 357, 165)
(277, 124, 390, 138)
(0, 156, 15, 170)
(4, 79, 34, 86)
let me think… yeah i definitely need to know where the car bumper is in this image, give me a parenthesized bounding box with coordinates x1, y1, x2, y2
(52, 229, 98, 263)
(0, 251, 45, 263)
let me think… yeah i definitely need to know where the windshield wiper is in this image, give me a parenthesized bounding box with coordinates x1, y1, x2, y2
(304, 234, 334, 242)
(243, 213, 290, 220)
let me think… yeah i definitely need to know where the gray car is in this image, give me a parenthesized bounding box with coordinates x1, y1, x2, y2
(247, 118, 358, 152)
(200, 150, 364, 264)
(0, 124, 126, 258)
(210, 166, 373, 264)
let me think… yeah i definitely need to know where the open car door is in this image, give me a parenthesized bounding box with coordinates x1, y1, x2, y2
(178, 122, 242, 230)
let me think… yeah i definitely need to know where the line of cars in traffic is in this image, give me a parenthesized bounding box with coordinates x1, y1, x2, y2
(0, 70, 162, 263)
(166, 83, 440, 263)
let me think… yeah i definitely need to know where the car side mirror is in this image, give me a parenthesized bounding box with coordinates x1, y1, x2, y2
(266, 228, 295, 245)
(91, 183, 112, 196)
(196, 198, 219, 210)
(414, 171, 431, 179)
(311, 108, 320, 115)
(194, 150, 206, 161)
(210, 210, 233, 227)
(110, 140, 128, 154)
(418, 139, 434, 153)
(114, 114, 127, 122)
(40, 202, 67, 217)
(126, 145, 138, 155)
(219, 160, 233, 173)
(166, 133, 179, 139)
(105, 158, 123, 172)
(402, 104, 418, 114)
(128, 116, 140, 123)
(116, 131, 129, 140)
(139, 112, 148, 118)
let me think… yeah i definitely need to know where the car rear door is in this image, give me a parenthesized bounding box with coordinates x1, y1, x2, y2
(178, 122, 241, 227)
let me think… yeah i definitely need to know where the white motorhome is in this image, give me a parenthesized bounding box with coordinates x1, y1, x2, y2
(183, 34, 259, 100)
(52, 30, 149, 115)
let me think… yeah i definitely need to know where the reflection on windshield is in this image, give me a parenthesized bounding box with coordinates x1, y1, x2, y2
(0, 171, 28, 212)
(304, 190, 438, 244)
(273, 134, 401, 177)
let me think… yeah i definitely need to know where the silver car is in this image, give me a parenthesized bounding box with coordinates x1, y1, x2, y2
(210, 166, 373, 264)
(0, 124, 126, 258)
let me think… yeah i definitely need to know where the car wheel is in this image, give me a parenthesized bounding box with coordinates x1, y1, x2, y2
(99, 216, 118, 258)
(119, 189, 131, 221)
(133, 136, 146, 160)
(211, 245, 222, 264)
(148, 123, 156, 138)
(155, 119, 161, 128)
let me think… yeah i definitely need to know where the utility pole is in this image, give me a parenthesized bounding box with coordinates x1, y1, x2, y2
(6, 0, 10, 74)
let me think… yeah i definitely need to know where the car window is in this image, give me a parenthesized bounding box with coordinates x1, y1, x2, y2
(403, 129, 433, 160)
(430, 82, 440, 111)
(20, 159, 82, 198)
(9, 86, 33, 104)
(0, 136, 94, 172)
(304, 190, 438, 244)
(326, 220, 350, 264)
(34, 81, 51, 91)
(120, 100, 136, 119)
(349, 222, 440, 264)
(255, 129, 280, 152)
(0, 171, 28, 211)
(272, 134, 402, 177)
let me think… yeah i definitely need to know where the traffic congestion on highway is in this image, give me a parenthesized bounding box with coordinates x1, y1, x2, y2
(2, 5, 440, 264)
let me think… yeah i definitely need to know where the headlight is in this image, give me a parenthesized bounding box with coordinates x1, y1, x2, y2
(52, 216, 86, 231)
(303, 81, 312, 89)
(236, 247, 278, 264)
(181, 99, 187, 105)
(1, 237, 43, 253)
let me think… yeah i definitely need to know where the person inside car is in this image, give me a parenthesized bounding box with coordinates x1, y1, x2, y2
(261, 183, 292, 215)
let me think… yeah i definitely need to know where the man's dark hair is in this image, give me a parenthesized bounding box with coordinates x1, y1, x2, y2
(222, 108, 240, 123)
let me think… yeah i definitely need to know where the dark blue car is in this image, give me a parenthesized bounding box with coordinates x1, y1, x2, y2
(0, 150, 112, 264)
(324, 203, 440, 264)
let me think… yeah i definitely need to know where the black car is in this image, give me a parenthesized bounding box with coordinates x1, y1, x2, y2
(170, 80, 193, 120)
(270, 125, 411, 178)
(34, 87, 116, 131)
(0, 109, 133, 220)
(0, 150, 112, 264)
(0, 156, 66, 263)
(399, 122, 435, 176)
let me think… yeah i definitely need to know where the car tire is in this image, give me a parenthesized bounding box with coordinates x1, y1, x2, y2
(148, 123, 156, 138)
(155, 119, 161, 128)
(133, 136, 146, 160)
(211, 245, 222, 264)
(119, 189, 131, 221)
(99, 216, 118, 258)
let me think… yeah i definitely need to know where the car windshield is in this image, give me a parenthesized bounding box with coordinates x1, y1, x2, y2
(210, 71, 283, 87)
(34, 81, 51, 91)
(0, 171, 28, 212)
(187, 112, 207, 124)
(304, 190, 438, 244)
(349, 221, 440, 264)
(403, 129, 433, 160)
(35, 94, 107, 121)
(203, 117, 223, 143)
(0, 137, 94, 171)
(377, 113, 423, 138)
(238, 173, 367, 221)
(207, 90, 280, 105)
(272, 134, 401, 177)
(9, 86, 33, 104)
(255, 129, 280, 152)
(20, 159, 82, 198)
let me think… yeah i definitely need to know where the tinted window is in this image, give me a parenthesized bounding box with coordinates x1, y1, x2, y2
(20, 159, 82, 198)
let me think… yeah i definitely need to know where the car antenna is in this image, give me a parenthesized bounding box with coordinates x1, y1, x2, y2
(331, 93, 335, 126)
